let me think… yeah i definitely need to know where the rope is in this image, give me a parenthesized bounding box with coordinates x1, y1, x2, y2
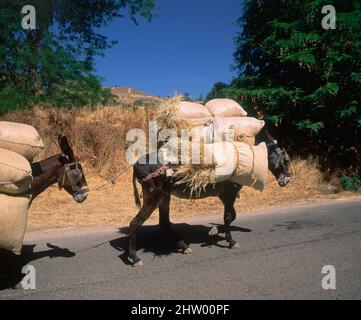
(204, 105, 216, 118)
(74, 239, 111, 254)
(248, 145, 258, 188)
(90, 164, 133, 193)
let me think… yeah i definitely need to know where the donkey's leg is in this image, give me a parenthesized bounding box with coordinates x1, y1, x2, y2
(218, 183, 241, 249)
(129, 182, 164, 267)
(209, 185, 242, 237)
(159, 193, 192, 254)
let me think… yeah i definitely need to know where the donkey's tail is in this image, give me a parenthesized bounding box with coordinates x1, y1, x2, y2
(133, 169, 142, 209)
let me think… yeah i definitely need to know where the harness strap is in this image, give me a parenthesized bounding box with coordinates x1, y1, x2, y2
(142, 165, 170, 182)
(61, 168, 66, 187)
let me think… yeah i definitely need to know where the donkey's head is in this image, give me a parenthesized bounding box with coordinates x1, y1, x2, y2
(57, 135, 89, 203)
(265, 130, 291, 187)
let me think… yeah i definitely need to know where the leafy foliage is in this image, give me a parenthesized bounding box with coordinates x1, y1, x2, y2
(205, 82, 229, 101)
(340, 172, 361, 191)
(217, 0, 361, 171)
(0, 0, 155, 112)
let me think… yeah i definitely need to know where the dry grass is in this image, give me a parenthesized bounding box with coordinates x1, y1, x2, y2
(1, 92, 359, 231)
(1, 105, 157, 178)
(25, 158, 360, 231)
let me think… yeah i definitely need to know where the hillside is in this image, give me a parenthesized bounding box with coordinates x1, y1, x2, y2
(111, 86, 166, 107)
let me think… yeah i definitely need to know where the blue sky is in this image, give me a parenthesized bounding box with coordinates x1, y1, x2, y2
(94, 0, 242, 98)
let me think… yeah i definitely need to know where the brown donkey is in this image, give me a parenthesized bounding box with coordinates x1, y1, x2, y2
(130, 128, 291, 267)
(30, 135, 89, 204)
(0, 136, 88, 289)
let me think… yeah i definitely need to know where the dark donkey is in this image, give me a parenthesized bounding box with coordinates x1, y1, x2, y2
(30, 135, 89, 204)
(0, 135, 88, 289)
(130, 128, 291, 267)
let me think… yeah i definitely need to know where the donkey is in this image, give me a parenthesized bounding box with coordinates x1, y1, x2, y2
(0, 135, 88, 288)
(30, 135, 89, 204)
(130, 128, 291, 267)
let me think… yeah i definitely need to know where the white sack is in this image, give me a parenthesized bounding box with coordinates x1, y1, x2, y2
(187, 117, 213, 127)
(203, 142, 238, 182)
(229, 142, 268, 191)
(0, 121, 44, 161)
(0, 193, 31, 254)
(215, 117, 265, 137)
(205, 99, 248, 117)
(189, 118, 257, 145)
(0, 148, 32, 195)
(177, 101, 212, 119)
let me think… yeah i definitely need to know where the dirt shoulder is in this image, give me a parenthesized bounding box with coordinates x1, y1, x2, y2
(27, 168, 361, 232)
(25, 196, 361, 241)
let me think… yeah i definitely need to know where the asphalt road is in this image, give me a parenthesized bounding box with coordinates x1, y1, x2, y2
(0, 199, 360, 300)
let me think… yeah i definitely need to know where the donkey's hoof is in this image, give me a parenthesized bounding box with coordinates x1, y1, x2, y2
(183, 247, 193, 254)
(132, 260, 144, 267)
(13, 282, 23, 290)
(230, 242, 240, 249)
(209, 227, 219, 236)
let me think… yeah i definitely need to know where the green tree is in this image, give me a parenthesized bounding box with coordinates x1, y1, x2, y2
(225, 0, 361, 171)
(0, 0, 155, 112)
(205, 82, 229, 102)
(183, 92, 192, 101)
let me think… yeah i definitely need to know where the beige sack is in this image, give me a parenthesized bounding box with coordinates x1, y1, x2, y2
(0, 193, 30, 254)
(194, 118, 257, 145)
(204, 142, 238, 182)
(0, 148, 32, 195)
(229, 142, 268, 191)
(177, 101, 212, 119)
(216, 117, 265, 137)
(169, 141, 268, 194)
(205, 99, 248, 117)
(189, 120, 255, 145)
(187, 117, 213, 127)
(0, 121, 44, 161)
(236, 135, 256, 145)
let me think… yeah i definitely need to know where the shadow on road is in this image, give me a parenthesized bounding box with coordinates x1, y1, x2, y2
(110, 223, 252, 265)
(0, 243, 76, 290)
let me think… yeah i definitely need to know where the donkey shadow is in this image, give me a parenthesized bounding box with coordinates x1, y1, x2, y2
(110, 223, 252, 265)
(0, 243, 76, 290)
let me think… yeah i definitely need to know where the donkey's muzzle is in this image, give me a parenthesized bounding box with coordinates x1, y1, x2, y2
(278, 174, 290, 187)
(74, 192, 88, 203)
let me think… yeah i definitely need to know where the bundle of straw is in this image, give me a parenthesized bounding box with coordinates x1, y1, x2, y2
(155, 96, 193, 133)
(173, 165, 216, 197)
(154, 97, 264, 196)
(161, 138, 217, 196)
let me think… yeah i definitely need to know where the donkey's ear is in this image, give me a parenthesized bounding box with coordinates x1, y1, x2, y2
(59, 135, 75, 161)
(58, 135, 63, 148)
(265, 129, 275, 142)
